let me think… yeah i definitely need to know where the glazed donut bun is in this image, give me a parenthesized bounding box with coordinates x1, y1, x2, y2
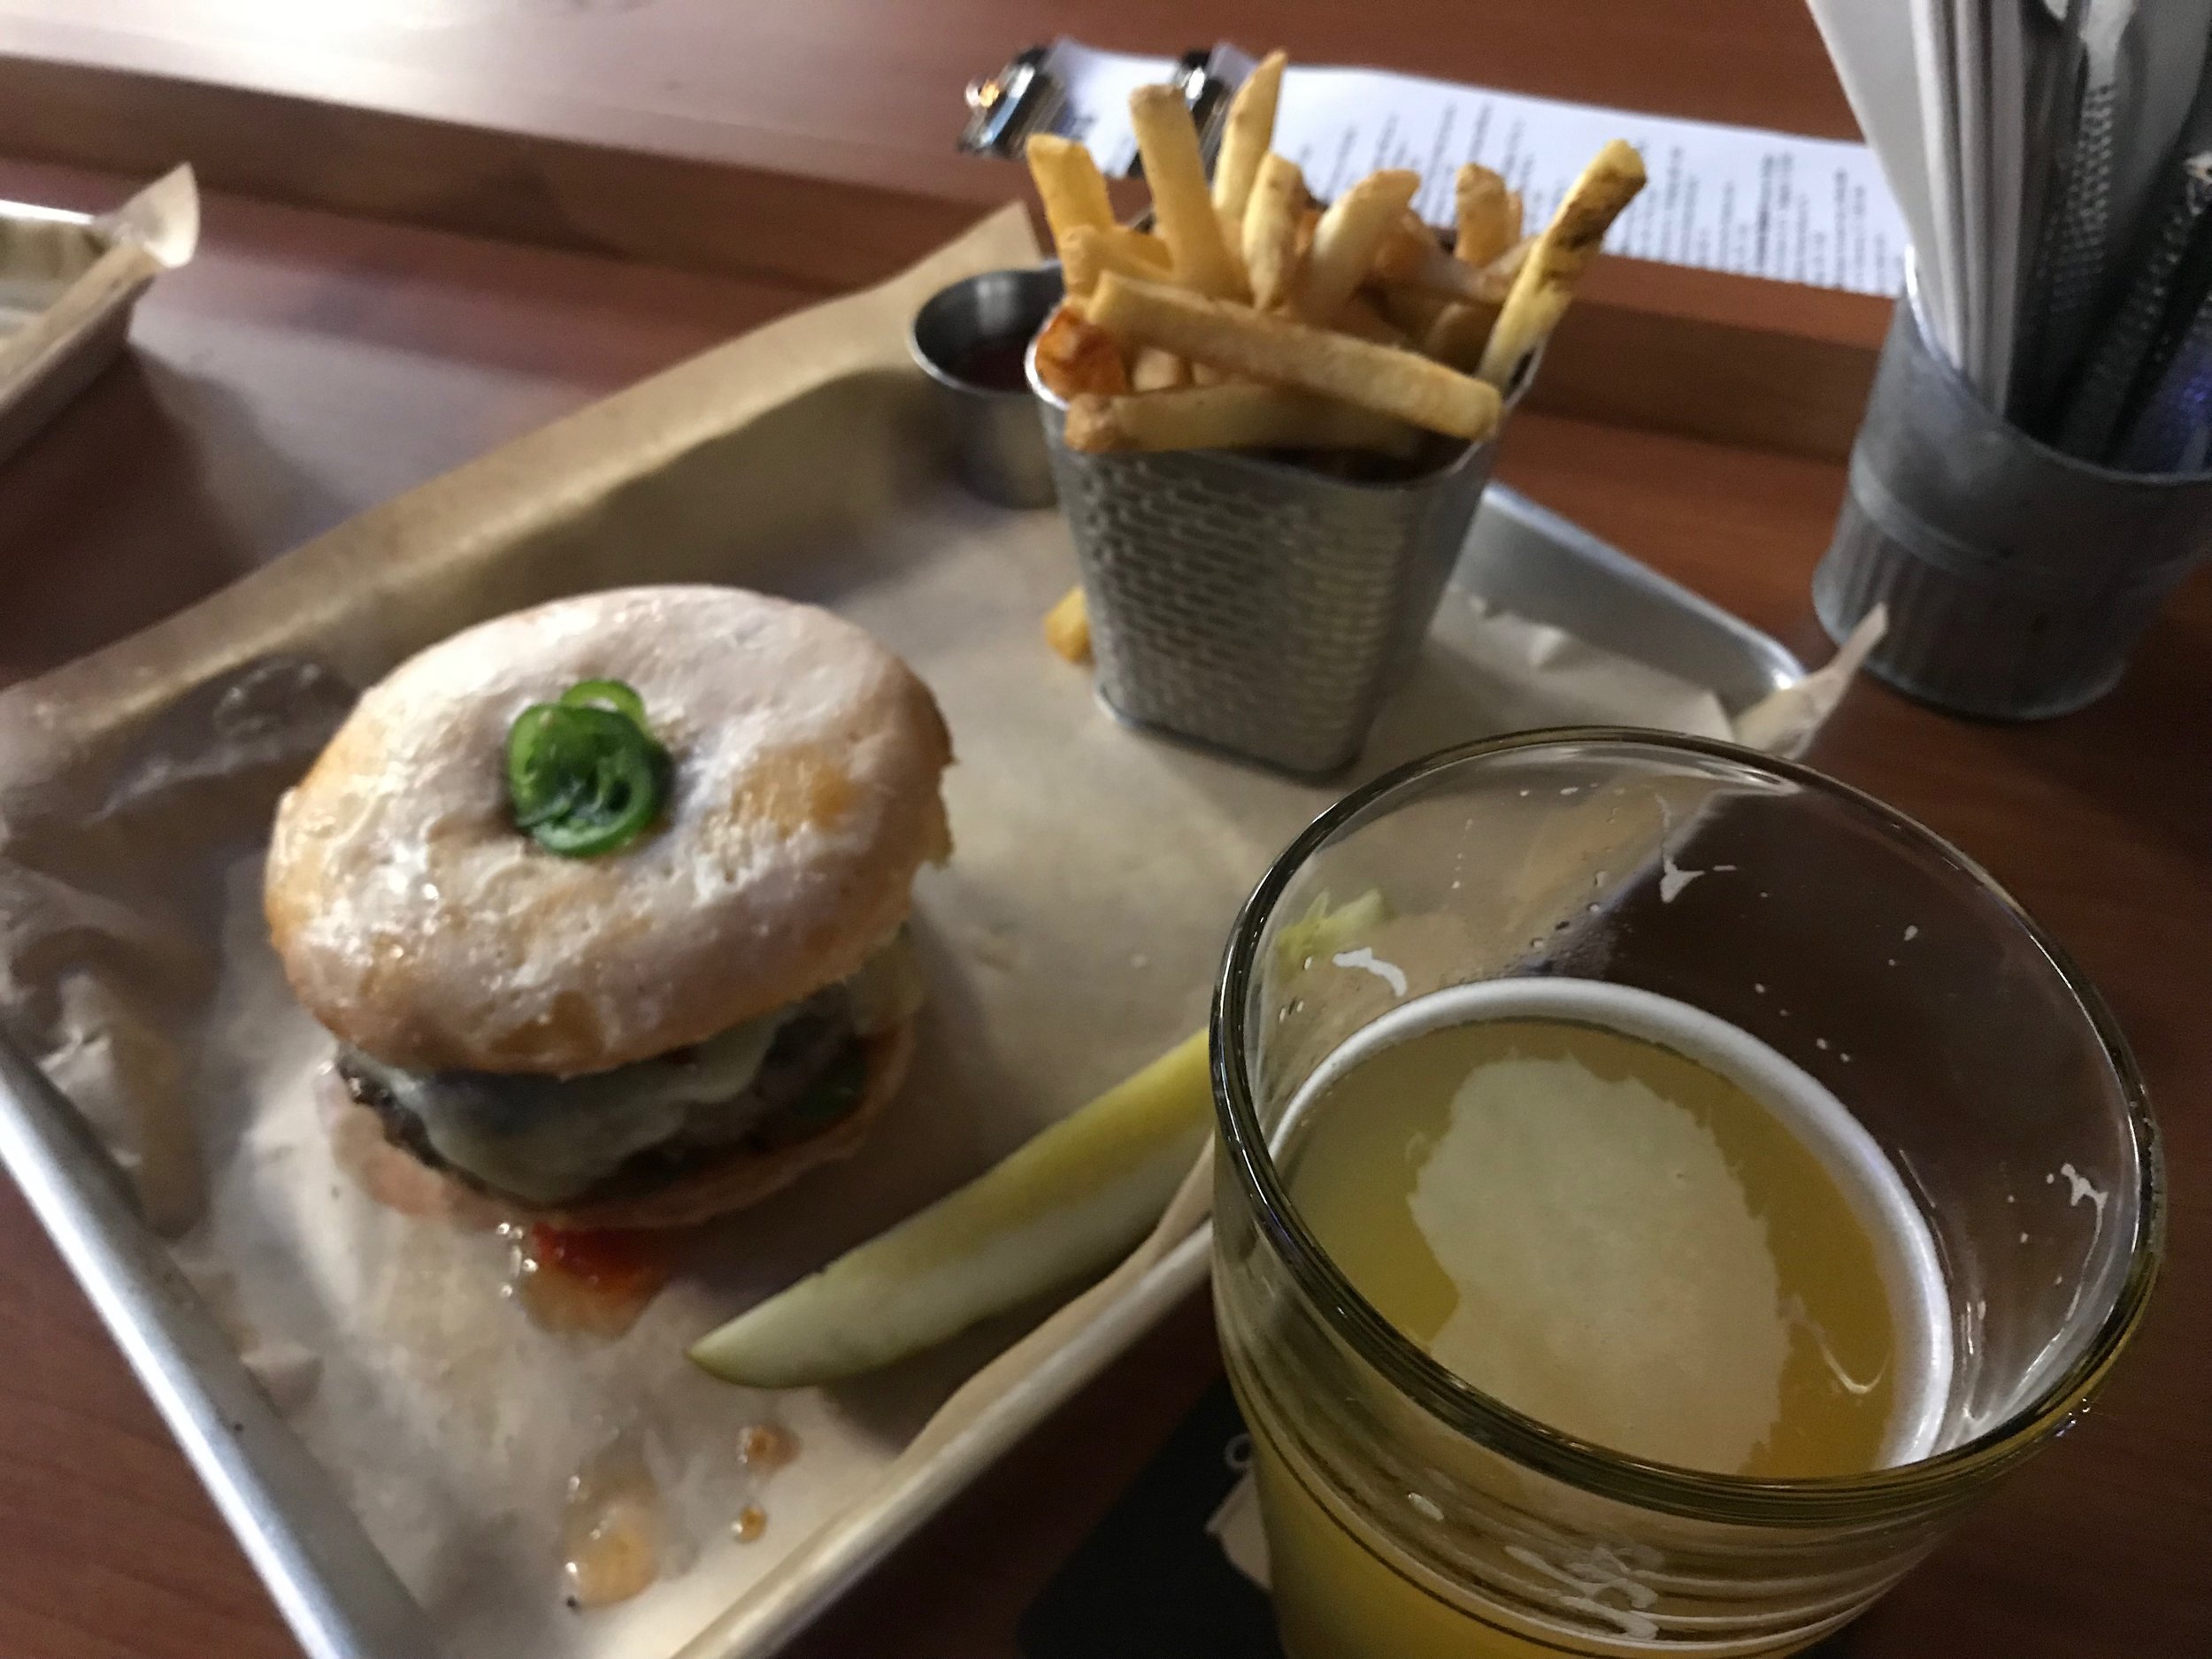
(265, 586, 951, 1226)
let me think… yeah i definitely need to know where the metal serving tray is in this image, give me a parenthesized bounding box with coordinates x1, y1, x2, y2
(0, 215, 1801, 1659)
(0, 485, 1801, 1659)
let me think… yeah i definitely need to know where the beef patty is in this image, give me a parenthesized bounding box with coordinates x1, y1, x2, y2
(338, 987, 870, 1211)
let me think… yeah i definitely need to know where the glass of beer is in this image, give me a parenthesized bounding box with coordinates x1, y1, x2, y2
(1212, 731, 2161, 1658)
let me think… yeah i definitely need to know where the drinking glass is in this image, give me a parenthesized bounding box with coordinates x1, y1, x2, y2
(1212, 730, 2162, 1658)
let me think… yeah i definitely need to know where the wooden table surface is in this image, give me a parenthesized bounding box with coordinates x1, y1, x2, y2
(0, 8, 2207, 1658)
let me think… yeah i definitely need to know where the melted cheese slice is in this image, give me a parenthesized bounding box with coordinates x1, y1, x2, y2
(349, 933, 926, 1203)
(347, 1010, 788, 1203)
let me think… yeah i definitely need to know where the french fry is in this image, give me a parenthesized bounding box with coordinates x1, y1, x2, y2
(1372, 214, 1527, 304)
(1479, 139, 1647, 388)
(1212, 50, 1286, 237)
(1242, 154, 1306, 311)
(1422, 238, 1532, 371)
(1420, 227, 1555, 378)
(1128, 83, 1244, 298)
(1379, 283, 1451, 340)
(1025, 134, 1116, 252)
(1063, 383, 1424, 457)
(1371, 215, 1471, 295)
(1422, 297, 1503, 372)
(1129, 346, 1192, 391)
(1482, 235, 1535, 292)
(1455, 164, 1520, 266)
(1086, 272, 1502, 441)
(1100, 225, 1174, 272)
(1032, 302, 1131, 400)
(1293, 169, 1420, 323)
(1334, 291, 1410, 347)
(1064, 225, 1175, 297)
(1043, 586, 1093, 663)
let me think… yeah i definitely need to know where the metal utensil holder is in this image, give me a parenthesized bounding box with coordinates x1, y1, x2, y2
(1815, 285, 2212, 719)
(1030, 368, 1506, 775)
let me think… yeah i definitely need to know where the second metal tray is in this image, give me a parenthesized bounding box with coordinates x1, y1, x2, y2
(1459, 485, 1802, 715)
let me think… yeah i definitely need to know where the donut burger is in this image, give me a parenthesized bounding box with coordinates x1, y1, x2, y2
(264, 586, 950, 1229)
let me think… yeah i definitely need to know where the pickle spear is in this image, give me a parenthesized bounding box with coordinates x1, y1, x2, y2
(687, 1030, 1211, 1387)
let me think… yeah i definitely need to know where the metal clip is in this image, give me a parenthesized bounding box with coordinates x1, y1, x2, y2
(960, 47, 1062, 158)
(958, 43, 1240, 169)
(1171, 49, 1238, 166)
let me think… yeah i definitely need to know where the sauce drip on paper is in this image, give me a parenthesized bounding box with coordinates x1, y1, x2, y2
(560, 1423, 800, 1609)
(324, 1066, 680, 1336)
(506, 1224, 674, 1339)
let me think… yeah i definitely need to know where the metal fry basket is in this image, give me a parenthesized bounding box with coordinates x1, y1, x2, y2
(1030, 364, 1506, 776)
